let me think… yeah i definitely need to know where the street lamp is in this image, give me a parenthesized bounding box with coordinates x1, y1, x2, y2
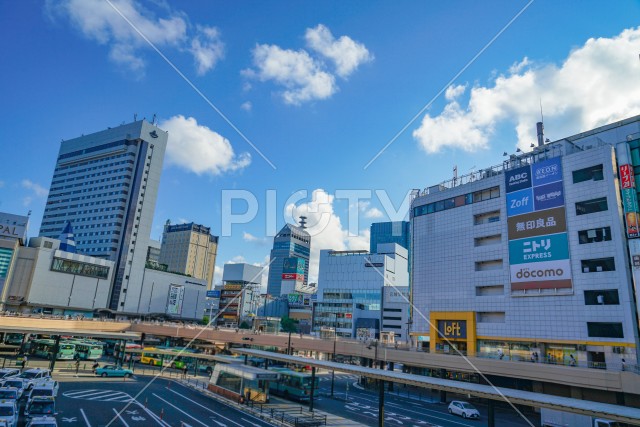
(330, 312, 338, 397)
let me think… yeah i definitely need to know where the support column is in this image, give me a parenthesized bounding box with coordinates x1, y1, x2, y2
(378, 377, 385, 427)
(487, 399, 495, 427)
(388, 362, 394, 392)
(49, 335, 61, 371)
(309, 367, 316, 412)
(439, 390, 447, 403)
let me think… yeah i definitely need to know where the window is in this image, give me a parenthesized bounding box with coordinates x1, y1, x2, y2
(581, 258, 615, 273)
(476, 285, 504, 296)
(383, 308, 402, 312)
(383, 316, 402, 321)
(578, 227, 612, 244)
(576, 197, 608, 215)
(587, 322, 623, 338)
(475, 260, 503, 271)
(43, 241, 53, 249)
(584, 290, 619, 305)
(474, 234, 501, 247)
(477, 312, 505, 323)
(573, 164, 604, 183)
(474, 210, 500, 225)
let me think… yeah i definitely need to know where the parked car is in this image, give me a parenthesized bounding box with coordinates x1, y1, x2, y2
(1, 379, 25, 400)
(26, 380, 58, 405)
(95, 365, 133, 378)
(27, 416, 58, 427)
(0, 387, 21, 402)
(0, 370, 19, 380)
(448, 401, 480, 419)
(0, 399, 18, 427)
(24, 396, 56, 419)
(18, 370, 51, 390)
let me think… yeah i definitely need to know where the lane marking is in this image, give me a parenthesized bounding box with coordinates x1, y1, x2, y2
(80, 408, 92, 427)
(241, 418, 264, 427)
(132, 401, 170, 427)
(152, 394, 208, 427)
(112, 408, 131, 427)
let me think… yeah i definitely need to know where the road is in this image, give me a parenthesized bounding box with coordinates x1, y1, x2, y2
(56, 377, 274, 427)
(308, 371, 540, 427)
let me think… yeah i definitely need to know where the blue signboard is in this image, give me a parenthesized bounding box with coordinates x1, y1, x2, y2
(206, 290, 221, 298)
(533, 181, 565, 211)
(506, 188, 534, 217)
(509, 233, 570, 265)
(437, 320, 467, 339)
(531, 157, 563, 187)
(505, 164, 532, 193)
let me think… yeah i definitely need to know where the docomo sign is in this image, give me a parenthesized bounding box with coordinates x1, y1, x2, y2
(510, 259, 572, 290)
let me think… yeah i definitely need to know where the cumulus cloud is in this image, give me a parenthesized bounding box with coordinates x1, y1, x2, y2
(305, 24, 373, 77)
(358, 200, 384, 219)
(285, 189, 370, 281)
(160, 115, 251, 176)
(243, 231, 267, 244)
(244, 24, 371, 105)
(22, 180, 48, 197)
(413, 27, 640, 153)
(47, 0, 224, 75)
(240, 101, 252, 112)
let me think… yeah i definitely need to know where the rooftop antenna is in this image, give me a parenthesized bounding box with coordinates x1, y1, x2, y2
(134, 113, 138, 122)
(536, 98, 545, 147)
(299, 216, 307, 229)
(152, 113, 157, 125)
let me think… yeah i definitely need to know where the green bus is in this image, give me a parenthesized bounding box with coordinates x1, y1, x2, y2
(268, 367, 319, 402)
(3, 333, 24, 346)
(72, 340, 104, 360)
(29, 339, 76, 360)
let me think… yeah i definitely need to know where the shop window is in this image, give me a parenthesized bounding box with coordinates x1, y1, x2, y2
(587, 322, 623, 338)
(581, 257, 615, 273)
(584, 290, 619, 305)
(578, 226, 612, 244)
(576, 197, 608, 215)
(572, 164, 604, 183)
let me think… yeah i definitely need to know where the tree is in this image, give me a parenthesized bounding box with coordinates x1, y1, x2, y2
(239, 321, 251, 329)
(280, 316, 299, 333)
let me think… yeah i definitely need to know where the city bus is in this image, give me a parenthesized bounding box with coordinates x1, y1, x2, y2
(72, 340, 104, 360)
(140, 346, 198, 369)
(208, 363, 279, 403)
(268, 367, 319, 402)
(3, 333, 24, 346)
(29, 339, 76, 360)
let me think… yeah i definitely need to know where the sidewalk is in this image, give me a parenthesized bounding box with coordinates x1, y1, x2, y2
(181, 377, 366, 427)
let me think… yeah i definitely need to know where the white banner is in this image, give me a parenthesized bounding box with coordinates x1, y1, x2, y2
(166, 285, 185, 315)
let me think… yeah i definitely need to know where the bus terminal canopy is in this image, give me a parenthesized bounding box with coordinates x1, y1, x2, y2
(220, 364, 280, 381)
(0, 326, 140, 341)
(235, 349, 640, 425)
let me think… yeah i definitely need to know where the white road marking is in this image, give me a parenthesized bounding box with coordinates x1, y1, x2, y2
(62, 417, 77, 422)
(131, 401, 170, 427)
(241, 418, 264, 427)
(208, 417, 227, 427)
(80, 408, 92, 427)
(152, 394, 208, 427)
(112, 408, 131, 427)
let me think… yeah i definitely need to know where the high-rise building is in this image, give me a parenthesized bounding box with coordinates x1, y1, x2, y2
(39, 120, 168, 311)
(158, 221, 218, 288)
(266, 220, 311, 296)
(216, 263, 263, 327)
(410, 116, 640, 368)
(369, 221, 410, 253)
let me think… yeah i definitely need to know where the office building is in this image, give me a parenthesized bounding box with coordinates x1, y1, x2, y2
(0, 212, 30, 310)
(411, 117, 640, 368)
(266, 220, 311, 296)
(313, 243, 408, 338)
(39, 120, 168, 312)
(370, 221, 410, 253)
(158, 221, 218, 288)
(216, 263, 263, 327)
(146, 239, 161, 265)
(381, 286, 410, 343)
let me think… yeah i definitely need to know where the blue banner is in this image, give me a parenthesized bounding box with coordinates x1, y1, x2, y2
(506, 188, 534, 217)
(508, 233, 570, 265)
(533, 181, 565, 211)
(531, 157, 563, 187)
(505, 164, 532, 193)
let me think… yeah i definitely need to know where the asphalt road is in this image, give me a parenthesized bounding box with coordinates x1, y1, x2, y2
(308, 371, 540, 427)
(56, 377, 275, 427)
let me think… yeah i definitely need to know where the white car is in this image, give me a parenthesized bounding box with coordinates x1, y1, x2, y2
(448, 400, 480, 419)
(27, 416, 58, 427)
(0, 388, 20, 402)
(26, 380, 58, 405)
(0, 370, 19, 381)
(18, 370, 51, 390)
(0, 380, 25, 400)
(0, 400, 19, 427)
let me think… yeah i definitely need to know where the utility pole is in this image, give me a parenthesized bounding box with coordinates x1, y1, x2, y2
(330, 312, 337, 397)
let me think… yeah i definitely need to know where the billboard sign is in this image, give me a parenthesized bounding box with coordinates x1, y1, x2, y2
(620, 164, 635, 189)
(206, 290, 221, 298)
(283, 257, 305, 275)
(505, 157, 572, 293)
(0, 213, 29, 243)
(282, 273, 304, 281)
(287, 293, 304, 306)
(166, 285, 185, 315)
(505, 165, 532, 193)
(619, 163, 640, 238)
(437, 320, 467, 339)
(0, 248, 14, 279)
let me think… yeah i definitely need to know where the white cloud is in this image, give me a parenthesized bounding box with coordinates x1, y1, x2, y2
(243, 232, 267, 244)
(305, 24, 373, 78)
(286, 189, 370, 282)
(245, 44, 337, 105)
(229, 255, 246, 264)
(413, 27, 640, 153)
(357, 200, 384, 219)
(160, 115, 251, 175)
(22, 197, 33, 208)
(244, 24, 371, 105)
(213, 265, 223, 286)
(22, 180, 48, 197)
(48, 0, 223, 75)
(190, 26, 224, 75)
(240, 101, 252, 112)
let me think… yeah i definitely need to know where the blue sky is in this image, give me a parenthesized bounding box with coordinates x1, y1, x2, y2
(1, 0, 640, 285)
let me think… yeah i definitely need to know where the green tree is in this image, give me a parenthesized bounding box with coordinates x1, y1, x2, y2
(280, 316, 299, 333)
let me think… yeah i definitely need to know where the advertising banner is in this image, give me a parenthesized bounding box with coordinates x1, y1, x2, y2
(0, 248, 14, 279)
(282, 273, 304, 281)
(531, 157, 563, 187)
(620, 164, 635, 189)
(510, 259, 572, 290)
(533, 181, 565, 211)
(287, 293, 304, 306)
(507, 207, 567, 240)
(506, 188, 534, 216)
(437, 320, 467, 339)
(166, 285, 185, 315)
(206, 290, 221, 298)
(283, 257, 305, 274)
(508, 233, 570, 264)
(505, 165, 532, 193)
(619, 163, 640, 238)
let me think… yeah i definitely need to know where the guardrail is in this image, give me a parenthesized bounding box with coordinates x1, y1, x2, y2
(249, 402, 327, 427)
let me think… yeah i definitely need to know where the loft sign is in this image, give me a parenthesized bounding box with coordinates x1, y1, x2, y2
(437, 320, 467, 339)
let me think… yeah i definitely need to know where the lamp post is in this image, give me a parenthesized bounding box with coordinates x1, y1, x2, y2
(330, 312, 337, 397)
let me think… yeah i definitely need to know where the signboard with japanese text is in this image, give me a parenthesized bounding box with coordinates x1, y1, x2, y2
(206, 290, 221, 298)
(166, 285, 185, 315)
(505, 157, 572, 293)
(619, 163, 640, 238)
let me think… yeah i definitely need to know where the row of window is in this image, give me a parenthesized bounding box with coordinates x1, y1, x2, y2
(44, 204, 126, 219)
(54, 158, 135, 178)
(50, 257, 110, 279)
(52, 166, 133, 185)
(50, 175, 132, 192)
(48, 182, 129, 199)
(572, 164, 604, 184)
(413, 186, 501, 218)
(57, 140, 136, 162)
(45, 190, 129, 208)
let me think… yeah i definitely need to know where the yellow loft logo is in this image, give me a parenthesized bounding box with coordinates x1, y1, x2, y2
(437, 320, 467, 339)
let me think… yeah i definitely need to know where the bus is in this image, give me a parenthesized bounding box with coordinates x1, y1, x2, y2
(29, 339, 76, 360)
(209, 363, 279, 404)
(268, 368, 319, 402)
(140, 347, 198, 369)
(3, 333, 24, 346)
(72, 340, 104, 360)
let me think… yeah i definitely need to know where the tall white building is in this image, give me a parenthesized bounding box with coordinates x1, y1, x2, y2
(39, 120, 168, 312)
(411, 117, 640, 369)
(313, 243, 408, 338)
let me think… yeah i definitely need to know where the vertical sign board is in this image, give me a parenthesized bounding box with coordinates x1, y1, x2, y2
(166, 285, 185, 315)
(619, 164, 640, 238)
(0, 248, 13, 279)
(506, 157, 572, 292)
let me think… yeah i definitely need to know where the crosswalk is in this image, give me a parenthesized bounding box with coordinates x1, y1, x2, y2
(317, 374, 360, 382)
(62, 388, 133, 403)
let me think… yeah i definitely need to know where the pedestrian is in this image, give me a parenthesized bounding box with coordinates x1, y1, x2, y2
(497, 348, 504, 360)
(622, 358, 626, 371)
(182, 365, 188, 379)
(92, 361, 99, 374)
(569, 354, 576, 367)
(75, 359, 80, 375)
(21, 355, 27, 371)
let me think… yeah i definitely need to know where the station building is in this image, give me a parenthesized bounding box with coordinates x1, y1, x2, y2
(410, 116, 640, 369)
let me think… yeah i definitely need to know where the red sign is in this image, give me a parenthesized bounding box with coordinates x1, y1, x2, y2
(620, 164, 635, 189)
(282, 273, 303, 281)
(345, 313, 352, 319)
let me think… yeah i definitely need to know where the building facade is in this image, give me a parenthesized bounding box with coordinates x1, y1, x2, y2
(411, 117, 640, 368)
(39, 120, 168, 312)
(313, 243, 409, 338)
(0, 212, 29, 308)
(266, 222, 311, 296)
(381, 285, 410, 343)
(370, 221, 410, 253)
(216, 263, 263, 327)
(158, 221, 218, 288)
